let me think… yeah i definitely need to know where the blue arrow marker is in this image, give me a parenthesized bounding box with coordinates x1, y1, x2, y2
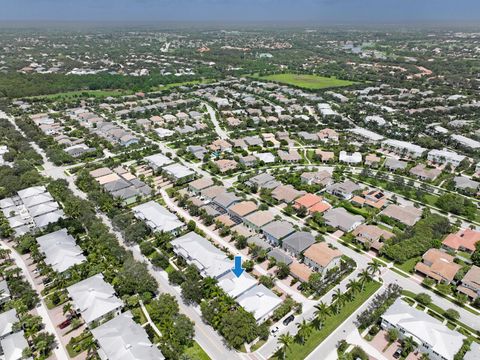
(232, 255, 244, 278)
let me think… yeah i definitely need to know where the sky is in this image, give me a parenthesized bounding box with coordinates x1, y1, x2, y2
(1, 0, 480, 24)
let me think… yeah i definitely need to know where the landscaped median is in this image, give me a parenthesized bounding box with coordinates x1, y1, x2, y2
(273, 280, 382, 360)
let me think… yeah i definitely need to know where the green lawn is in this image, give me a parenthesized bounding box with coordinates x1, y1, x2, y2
(395, 257, 421, 274)
(184, 342, 211, 360)
(275, 281, 381, 360)
(254, 73, 357, 89)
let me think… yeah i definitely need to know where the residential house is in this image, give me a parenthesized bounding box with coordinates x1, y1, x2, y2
(188, 177, 214, 195)
(188, 145, 208, 160)
(162, 163, 195, 184)
(427, 149, 465, 167)
(289, 261, 313, 283)
(215, 159, 238, 173)
(278, 149, 301, 163)
(352, 224, 394, 251)
(326, 180, 361, 200)
(237, 284, 282, 324)
(303, 242, 342, 276)
(382, 139, 426, 159)
(384, 157, 408, 171)
(212, 192, 241, 213)
(0, 280, 11, 305)
(381, 299, 465, 360)
(243, 210, 275, 232)
(442, 228, 480, 253)
(0, 331, 29, 360)
(453, 176, 479, 192)
(91, 311, 165, 360)
(66, 274, 123, 325)
(300, 171, 333, 186)
(0, 309, 17, 340)
(239, 155, 257, 167)
(323, 207, 364, 232)
(365, 154, 381, 167)
(171, 232, 231, 279)
(262, 220, 295, 246)
(339, 151, 362, 164)
(144, 153, 174, 171)
(245, 173, 280, 190)
(36, 229, 86, 274)
(409, 164, 442, 181)
(294, 193, 324, 211)
(415, 249, 461, 284)
(217, 271, 257, 299)
(228, 201, 258, 222)
(272, 185, 305, 204)
(381, 204, 422, 226)
(317, 128, 339, 142)
(457, 265, 480, 300)
(282, 231, 315, 257)
(267, 248, 293, 265)
(315, 150, 335, 163)
(132, 201, 184, 235)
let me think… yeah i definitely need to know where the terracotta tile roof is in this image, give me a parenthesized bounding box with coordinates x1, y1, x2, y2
(289, 261, 313, 282)
(304, 242, 342, 268)
(216, 214, 235, 228)
(415, 248, 461, 283)
(442, 229, 480, 252)
(308, 201, 332, 214)
(294, 193, 323, 209)
(229, 201, 258, 217)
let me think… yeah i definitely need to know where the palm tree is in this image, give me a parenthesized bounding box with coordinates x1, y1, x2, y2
(278, 333, 294, 360)
(331, 289, 344, 314)
(295, 319, 312, 344)
(313, 302, 330, 329)
(402, 336, 417, 356)
(367, 261, 382, 278)
(347, 279, 361, 298)
(359, 269, 373, 291)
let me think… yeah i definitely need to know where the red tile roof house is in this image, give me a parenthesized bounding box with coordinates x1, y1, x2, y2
(442, 229, 480, 253)
(415, 249, 461, 284)
(293, 193, 323, 211)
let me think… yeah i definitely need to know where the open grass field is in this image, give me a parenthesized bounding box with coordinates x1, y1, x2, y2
(151, 78, 215, 91)
(254, 73, 357, 89)
(274, 280, 381, 360)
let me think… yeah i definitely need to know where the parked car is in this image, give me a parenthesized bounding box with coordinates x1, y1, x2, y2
(58, 319, 71, 329)
(270, 326, 279, 335)
(393, 348, 402, 359)
(283, 314, 295, 326)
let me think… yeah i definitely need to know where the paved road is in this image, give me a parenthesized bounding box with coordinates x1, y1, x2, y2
(203, 102, 228, 140)
(0, 241, 69, 360)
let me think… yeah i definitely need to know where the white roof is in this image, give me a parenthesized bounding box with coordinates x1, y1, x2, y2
(428, 149, 466, 163)
(22, 192, 54, 208)
(67, 274, 123, 324)
(132, 201, 183, 233)
(0, 309, 18, 338)
(382, 299, 465, 360)
(144, 153, 173, 168)
(339, 151, 362, 164)
(37, 229, 86, 273)
(0, 331, 28, 360)
(451, 134, 480, 149)
(382, 139, 426, 156)
(0, 279, 11, 300)
(28, 201, 60, 217)
(349, 127, 384, 141)
(254, 152, 276, 163)
(33, 209, 64, 228)
(91, 311, 164, 360)
(163, 163, 195, 179)
(237, 284, 282, 322)
(171, 232, 231, 279)
(17, 186, 47, 200)
(217, 271, 258, 299)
